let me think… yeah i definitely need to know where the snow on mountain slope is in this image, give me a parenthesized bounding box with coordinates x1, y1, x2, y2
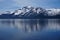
(0, 6, 60, 17)
(46, 9, 60, 16)
(13, 6, 48, 17)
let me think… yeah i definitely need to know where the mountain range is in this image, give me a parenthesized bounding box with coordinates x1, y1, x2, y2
(0, 6, 60, 19)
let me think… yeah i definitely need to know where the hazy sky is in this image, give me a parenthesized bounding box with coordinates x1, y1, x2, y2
(0, 0, 60, 11)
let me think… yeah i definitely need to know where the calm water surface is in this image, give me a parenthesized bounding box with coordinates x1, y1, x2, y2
(0, 19, 60, 40)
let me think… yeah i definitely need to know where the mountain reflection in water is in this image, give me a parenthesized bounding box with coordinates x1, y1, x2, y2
(0, 19, 60, 40)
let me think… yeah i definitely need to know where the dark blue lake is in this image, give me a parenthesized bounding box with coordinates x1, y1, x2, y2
(0, 19, 60, 40)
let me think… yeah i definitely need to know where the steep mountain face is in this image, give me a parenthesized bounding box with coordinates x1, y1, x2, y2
(13, 6, 48, 17)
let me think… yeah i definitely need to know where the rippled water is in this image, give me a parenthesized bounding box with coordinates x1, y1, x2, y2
(0, 19, 60, 40)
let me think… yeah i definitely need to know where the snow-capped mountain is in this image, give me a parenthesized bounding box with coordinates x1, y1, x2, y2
(13, 6, 48, 17)
(1, 6, 60, 17)
(0, 6, 60, 18)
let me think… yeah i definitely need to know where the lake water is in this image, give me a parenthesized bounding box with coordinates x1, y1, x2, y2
(0, 19, 60, 40)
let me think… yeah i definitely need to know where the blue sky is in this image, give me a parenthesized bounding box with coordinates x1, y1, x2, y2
(0, 0, 60, 11)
